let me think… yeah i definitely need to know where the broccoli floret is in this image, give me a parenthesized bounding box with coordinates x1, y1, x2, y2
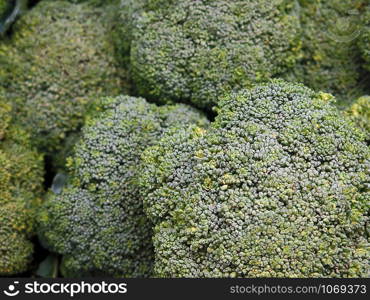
(0, 203, 34, 276)
(345, 96, 370, 143)
(0, 90, 44, 276)
(118, 0, 300, 109)
(0, 0, 126, 154)
(114, 0, 178, 63)
(38, 95, 209, 277)
(139, 80, 369, 278)
(284, 0, 368, 103)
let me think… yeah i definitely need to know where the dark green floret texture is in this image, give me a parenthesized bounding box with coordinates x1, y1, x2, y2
(122, 0, 300, 109)
(0, 90, 44, 276)
(139, 80, 370, 278)
(345, 96, 370, 143)
(38, 95, 209, 277)
(0, 0, 368, 278)
(0, 0, 125, 154)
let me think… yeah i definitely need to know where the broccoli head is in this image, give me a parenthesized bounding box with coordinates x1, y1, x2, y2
(284, 0, 368, 103)
(120, 0, 300, 109)
(0, 91, 44, 275)
(139, 80, 370, 278)
(345, 96, 370, 143)
(0, 0, 125, 154)
(38, 95, 209, 277)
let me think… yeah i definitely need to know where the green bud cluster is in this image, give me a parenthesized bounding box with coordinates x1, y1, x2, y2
(116, 0, 301, 109)
(0, 89, 44, 275)
(284, 0, 368, 104)
(345, 96, 370, 143)
(0, 0, 126, 154)
(140, 80, 369, 278)
(38, 95, 209, 277)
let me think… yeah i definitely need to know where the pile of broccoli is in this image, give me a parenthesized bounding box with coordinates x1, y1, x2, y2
(0, 0, 368, 278)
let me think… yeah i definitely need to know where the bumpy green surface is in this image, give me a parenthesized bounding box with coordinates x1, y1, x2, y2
(38, 95, 209, 277)
(140, 80, 370, 278)
(0, 0, 125, 154)
(113, 0, 147, 67)
(0, 90, 44, 276)
(346, 96, 370, 143)
(122, 0, 300, 109)
(285, 0, 367, 103)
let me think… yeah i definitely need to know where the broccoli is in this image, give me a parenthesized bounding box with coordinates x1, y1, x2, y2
(114, 0, 179, 62)
(0, 0, 126, 155)
(0, 90, 44, 275)
(38, 95, 209, 277)
(113, 0, 147, 68)
(345, 96, 370, 143)
(139, 80, 369, 278)
(284, 0, 368, 104)
(118, 0, 300, 109)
